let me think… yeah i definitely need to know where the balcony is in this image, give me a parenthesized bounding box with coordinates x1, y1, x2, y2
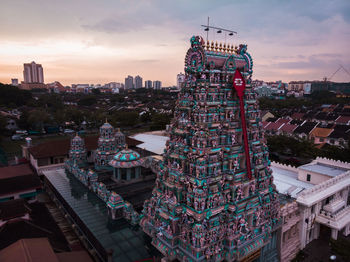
(316, 205, 350, 230)
(323, 197, 346, 214)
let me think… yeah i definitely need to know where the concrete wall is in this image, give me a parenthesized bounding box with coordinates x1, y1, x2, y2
(298, 169, 331, 185)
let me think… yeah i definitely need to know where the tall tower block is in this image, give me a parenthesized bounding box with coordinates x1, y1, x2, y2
(141, 36, 280, 261)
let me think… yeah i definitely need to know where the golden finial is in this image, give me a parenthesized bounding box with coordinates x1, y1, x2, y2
(215, 41, 218, 51)
(206, 40, 210, 50)
(230, 44, 234, 53)
(211, 41, 214, 51)
(219, 42, 222, 52)
(223, 43, 226, 53)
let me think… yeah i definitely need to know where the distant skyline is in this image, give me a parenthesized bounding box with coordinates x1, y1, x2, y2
(1, 0, 350, 85)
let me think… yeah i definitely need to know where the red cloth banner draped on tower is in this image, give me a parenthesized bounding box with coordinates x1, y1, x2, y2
(233, 69, 252, 180)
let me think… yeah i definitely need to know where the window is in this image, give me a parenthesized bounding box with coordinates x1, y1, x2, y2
(307, 174, 311, 182)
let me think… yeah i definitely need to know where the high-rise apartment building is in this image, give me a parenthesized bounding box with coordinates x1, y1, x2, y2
(23, 61, 44, 83)
(176, 72, 185, 90)
(145, 80, 152, 89)
(153, 80, 161, 90)
(134, 75, 143, 89)
(124, 75, 133, 89)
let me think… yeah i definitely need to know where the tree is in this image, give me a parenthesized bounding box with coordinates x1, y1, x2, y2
(91, 89, 101, 95)
(150, 113, 171, 130)
(0, 83, 33, 107)
(28, 109, 50, 131)
(112, 111, 139, 127)
(78, 95, 97, 106)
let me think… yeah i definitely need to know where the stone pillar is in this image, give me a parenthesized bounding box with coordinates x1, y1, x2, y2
(300, 207, 308, 249)
(331, 228, 338, 240)
(127, 169, 131, 181)
(314, 223, 320, 239)
(136, 167, 140, 179)
(343, 224, 350, 237)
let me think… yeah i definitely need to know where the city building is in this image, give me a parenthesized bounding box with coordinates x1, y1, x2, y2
(153, 80, 161, 90)
(134, 75, 143, 89)
(0, 164, 41, 203)
(125, 75, 133, 89)
(23, 61, 44, 84)
(176, 72, 185, 90)
(46, 81, 66, 93)
(141, 36, 280, 261)
(10, 78, 18, 86)
(145, 80, 152, 89)
(272, 157, 350, 257)
(20, 61, 46, 90)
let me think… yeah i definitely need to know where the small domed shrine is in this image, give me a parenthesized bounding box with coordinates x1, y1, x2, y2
(95, 121, 117, 169)
(68, 134, 86, 165)
(109, 147, 144, 181)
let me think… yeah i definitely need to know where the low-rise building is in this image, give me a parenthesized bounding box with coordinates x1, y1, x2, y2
(272, 157, 350, 258)
(0, 164, 41, 202)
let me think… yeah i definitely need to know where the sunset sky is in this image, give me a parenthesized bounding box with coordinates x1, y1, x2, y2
(1, 0, 350, 86)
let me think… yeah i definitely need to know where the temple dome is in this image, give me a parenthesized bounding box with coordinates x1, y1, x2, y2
(72, 134, 83, 142)
(101, 122, 113, 130)
(109, 148, 143, 168)
(114, 148, 140, 162)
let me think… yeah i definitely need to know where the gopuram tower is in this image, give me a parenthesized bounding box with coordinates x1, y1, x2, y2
(141, 36, 280, 261)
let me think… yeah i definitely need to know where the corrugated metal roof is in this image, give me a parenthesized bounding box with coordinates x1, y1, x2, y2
(131, 134, 169, 155)
(272, 166, 313, 198)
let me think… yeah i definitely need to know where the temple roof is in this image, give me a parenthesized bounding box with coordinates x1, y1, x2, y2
(113, 149, 140, 162)
(109, 148, 143, 168)
(28, 135, 142, 159)
(100, 122, 113, 130)
(72, 134, 83, 142)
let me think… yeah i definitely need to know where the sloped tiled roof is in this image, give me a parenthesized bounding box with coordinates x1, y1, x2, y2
(291, 112, 304, 120)
(0, 164, 33, 179)
(28, 135, 142, 159)
(310, 127, 333, 138)
(265, 122, 284, 131)
(0, 238, 59, 262)
(335, 116, 350, 124)
(293, 121, 318, 134)
(276, 118, 290, 124)
(0, 199, 30, 221)
(279, 123, 298, 133)
(329, 125, 350, 139)
(0, 174, 41, 196)
(290, 119, 303, 125)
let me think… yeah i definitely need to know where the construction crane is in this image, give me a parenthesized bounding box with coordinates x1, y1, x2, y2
(324, 64, 350, 82)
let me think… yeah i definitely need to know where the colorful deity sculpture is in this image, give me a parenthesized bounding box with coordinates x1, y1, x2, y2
(95, 121, 117, 169)
(140, 36, 280, 261)
(107, 191, 125, 220)
(115, 128, 126, 150)
(69, 134, 87, 165)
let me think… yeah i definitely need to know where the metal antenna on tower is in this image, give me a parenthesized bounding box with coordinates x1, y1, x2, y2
(201, 21, 237, 42)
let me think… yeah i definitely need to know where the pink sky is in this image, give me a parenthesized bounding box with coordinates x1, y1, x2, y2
(1, 0, 349, 86)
